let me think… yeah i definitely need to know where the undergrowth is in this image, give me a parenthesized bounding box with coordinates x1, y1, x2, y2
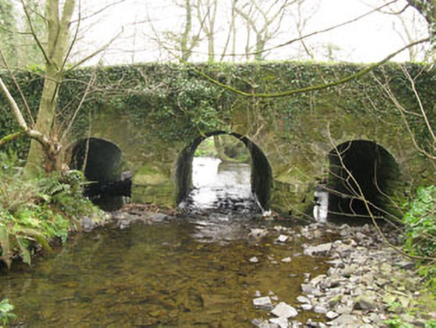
(403, 185, 436, 289)
(0, 152, 104, 268)
(0, 299, 15, 327)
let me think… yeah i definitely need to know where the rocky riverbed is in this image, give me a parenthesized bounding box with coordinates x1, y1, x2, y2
(250, 222, 436, 328)
(80, 207, 436, 328)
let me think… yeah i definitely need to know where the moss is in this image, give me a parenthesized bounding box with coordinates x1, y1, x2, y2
(1, 62, 434, 214)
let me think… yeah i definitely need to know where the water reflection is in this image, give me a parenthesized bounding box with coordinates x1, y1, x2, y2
(1, 222, 329, 327)
(188, 157, 253, 211)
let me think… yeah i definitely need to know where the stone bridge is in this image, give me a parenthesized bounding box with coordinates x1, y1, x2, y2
(4, 62, 435, 216)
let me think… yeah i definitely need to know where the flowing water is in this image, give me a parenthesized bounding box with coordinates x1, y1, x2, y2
(0, 158, 332, 328)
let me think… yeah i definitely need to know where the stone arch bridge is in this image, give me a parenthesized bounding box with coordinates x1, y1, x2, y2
(4, 62, 436, 216)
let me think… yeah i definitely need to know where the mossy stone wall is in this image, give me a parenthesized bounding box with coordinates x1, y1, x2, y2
(1, 62, 434, 213)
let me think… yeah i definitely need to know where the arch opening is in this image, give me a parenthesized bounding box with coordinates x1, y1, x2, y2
(70, 138, 132, 209)
(176, 132, 272, 212)
(327, 140, 401, 219)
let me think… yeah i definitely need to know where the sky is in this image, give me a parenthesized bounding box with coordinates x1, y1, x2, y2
(71, 0, 430, 65)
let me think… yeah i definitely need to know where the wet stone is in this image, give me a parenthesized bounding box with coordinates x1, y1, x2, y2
(249, 257, 259, 263)
(253, 297, 273, 310)
(304, 243, 333, 256)
(296, 296, 311, 304)
(277, 235, 289, 243)
(301, 304, 313, 311)
(270, 316, 289, 328)
(271, 302, 298, 318)
(326, 311, 339, 319)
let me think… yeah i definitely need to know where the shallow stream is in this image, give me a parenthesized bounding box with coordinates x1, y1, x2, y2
(0, 158, 332, 327)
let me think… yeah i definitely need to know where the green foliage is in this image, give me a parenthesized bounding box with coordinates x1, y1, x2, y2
(0, 153, 103, 268)
(385, 316, 436, 328)
(403, 185, 436, 258)
(402, 185, 436, 289)
(0, 299, 15, 326)
(194, 138, 217, 157)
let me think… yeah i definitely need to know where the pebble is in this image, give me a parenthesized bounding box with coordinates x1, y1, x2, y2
(249, 257, 259, 263)
(281, 257, 292, 263)
(326, 311, 339, 319)
(251, 222, 430, 326)
(277, 235, 289, 243)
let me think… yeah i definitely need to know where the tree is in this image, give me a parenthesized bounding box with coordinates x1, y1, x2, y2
(235, 0, 297, 61)
(196, 0, 218, 62)
(406, 0, 436, 37)
(0, 0, 17, 68)
(18, 0, 76, 177)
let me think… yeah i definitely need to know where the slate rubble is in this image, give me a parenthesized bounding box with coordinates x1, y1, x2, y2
(252, 222, 435, 328)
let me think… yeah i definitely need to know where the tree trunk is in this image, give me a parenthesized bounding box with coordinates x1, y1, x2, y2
(23, 0, 76, 178)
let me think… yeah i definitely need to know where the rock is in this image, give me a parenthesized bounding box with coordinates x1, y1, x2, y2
(249, 257, 259, 263)
(313, 305, 327, 314)
(301, 284, 314, 294)
(310, 274, 326, 286)
(290, 321, 303, 328)
(328, 294, 342, 307)
(253, 297, 273, 310)
(277, 235, 289, 243)
(304, 243, 333, 256)
(330, 314, 361, 326)
(270, 317, 289, 328)
(281, 257, 292, 263)
(80, 216, 97, 232)
(252, 319, 277, 328)
(301, 303, 313, 311)
(249, 228, 268, 240)
(150, 213, 168, 222)
(296, 296, 311, 304)
(111, 211, 128, 220)
(353, 294, 376, 311)
(396, 260, 415, 270)
(326, 311, 339, 319)
(341, 265, 357, 278)
(271, 302, 298, 318)
(254, 290, 262, 297)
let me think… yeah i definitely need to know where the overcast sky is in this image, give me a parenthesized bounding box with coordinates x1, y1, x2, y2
(71, 0, 430, 65)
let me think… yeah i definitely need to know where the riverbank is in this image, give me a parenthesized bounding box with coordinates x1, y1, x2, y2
(250, 221, 436, 328)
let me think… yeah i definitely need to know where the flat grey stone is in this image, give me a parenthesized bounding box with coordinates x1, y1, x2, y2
(301, 304, 313, 310)
(296, 296, 311, 304)
(304, 243, 333, 256)
(253, 296, 273, 310)
(270, 317, 289, 328)
(313, 305, 327, 314)
(271, 302, 298, 318)
(330, 314, 361, 325)
(326, 311, 339, 319)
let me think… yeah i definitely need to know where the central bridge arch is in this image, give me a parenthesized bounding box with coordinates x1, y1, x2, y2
(175, 131, 272, 210)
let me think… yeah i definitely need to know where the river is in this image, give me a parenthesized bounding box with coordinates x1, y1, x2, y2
(0, 158, 332, 327)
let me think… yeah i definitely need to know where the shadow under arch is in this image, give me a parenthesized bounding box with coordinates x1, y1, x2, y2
(327, 139, 401, 219)
(69, 137, 131, 197)
(176, 131, 272, 210)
